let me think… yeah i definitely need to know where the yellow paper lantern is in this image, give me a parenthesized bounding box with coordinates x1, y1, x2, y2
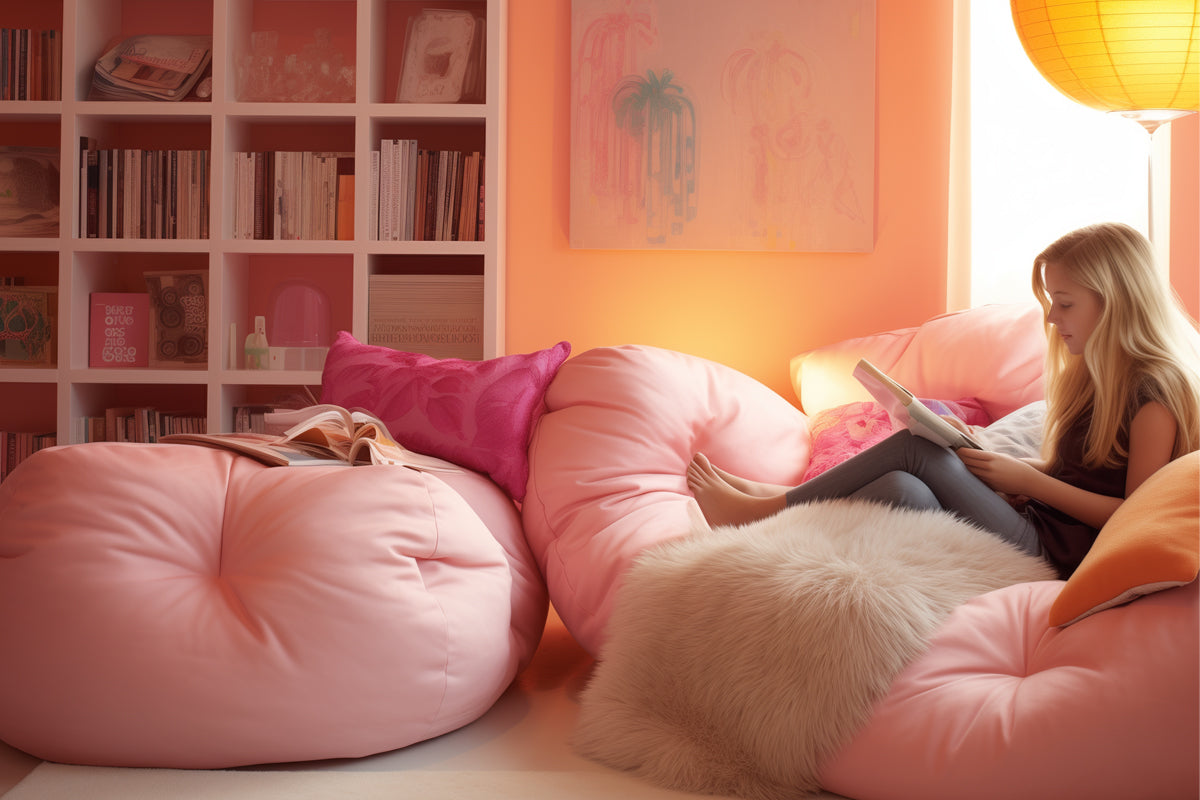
(1011, 0, 1199, 125)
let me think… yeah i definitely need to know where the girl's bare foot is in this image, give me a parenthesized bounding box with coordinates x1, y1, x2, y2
(686, 453, 787, 529)
(704, 459, 792, 497)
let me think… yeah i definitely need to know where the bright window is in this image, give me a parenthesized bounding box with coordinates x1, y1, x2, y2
(961, 1, 1150, 308)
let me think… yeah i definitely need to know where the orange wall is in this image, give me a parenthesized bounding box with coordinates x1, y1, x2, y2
(506, 1, 953, 402)
(505, 2, 1199, 403)
(1170, 114, 1199, 321)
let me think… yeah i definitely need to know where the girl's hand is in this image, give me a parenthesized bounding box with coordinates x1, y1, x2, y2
(956, 448, 1041, 496)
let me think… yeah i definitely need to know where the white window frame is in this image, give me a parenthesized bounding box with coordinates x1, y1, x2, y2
(948, 0, 1168, 311)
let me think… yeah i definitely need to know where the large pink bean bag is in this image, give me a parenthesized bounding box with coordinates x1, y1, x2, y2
(525, 303, 1197, 799)
(0, 441, 547, 768)
(821, 578, 1198, 800)
(522, 344, 811, 655)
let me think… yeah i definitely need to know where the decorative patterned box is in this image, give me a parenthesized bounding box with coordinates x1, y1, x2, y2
(0, 286, 57, 365)
(144, 271, 208, 367)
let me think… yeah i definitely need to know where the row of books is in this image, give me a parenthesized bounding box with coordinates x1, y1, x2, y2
(79, 139, 211, 239)
(76, 402, 308, 443)
(78, 406, 207, 445)
(372, 141, 484, 242)
(0, 431, 57, 483)
(1, 28, 61, 101)
(230, 151, 354, 240)
(0, 401, 318, 482)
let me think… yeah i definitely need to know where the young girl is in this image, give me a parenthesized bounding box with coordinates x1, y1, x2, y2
(688, 222, 1200, 578)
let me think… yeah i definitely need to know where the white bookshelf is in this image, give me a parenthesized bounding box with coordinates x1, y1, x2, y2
(0, 0, 506, 447)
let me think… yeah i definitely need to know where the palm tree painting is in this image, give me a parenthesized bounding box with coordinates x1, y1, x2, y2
(612, 69, 697, 243)
(571, 0, 874, 252)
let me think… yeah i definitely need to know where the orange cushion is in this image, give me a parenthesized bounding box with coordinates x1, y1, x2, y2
(1050, 451, 1200, 627)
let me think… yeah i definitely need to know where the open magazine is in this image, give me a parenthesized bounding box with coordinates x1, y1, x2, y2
(160, 404, 463, 471)
(92, 35, 213, 101)
(853, 359, 983, 450)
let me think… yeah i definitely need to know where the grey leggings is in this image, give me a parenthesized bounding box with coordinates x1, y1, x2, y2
(785, 430, 1045, 558)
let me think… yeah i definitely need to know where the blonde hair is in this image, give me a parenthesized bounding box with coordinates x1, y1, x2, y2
(1031, 222, 1200, 468)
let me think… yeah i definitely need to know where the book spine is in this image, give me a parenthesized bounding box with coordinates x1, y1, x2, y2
(141, 150, 150, 238)
(472, 153, 482, 241)
(115, 150, 124, 238)
(272, 151, 283, 240)
(78, 136, 89, 238)
(97, 149, 108, 238)
(178, 150, 190, 239)
(424, 151, 439, 241)
(235, 152, 247, 239)
(168, 150, 178, 238)
(263, 151, 274, 240)
(414, 150, 427, 241)
(450, 150, 464, 241)
(404, 140, 418, 240)
(379, 140, 394, 241)
(253, 152, 265, 240)
(369, 150, 379, 241)
(336, 171, 354, 241)
(151, 150, 162, 239)
(300, 151, 312, 240)
(1, 29, 9, 100)
(16, 28, 26, 101)
(87, 148, 99, 238)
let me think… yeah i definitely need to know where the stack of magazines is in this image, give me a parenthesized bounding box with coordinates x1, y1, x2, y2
(92, 34, 212, 101)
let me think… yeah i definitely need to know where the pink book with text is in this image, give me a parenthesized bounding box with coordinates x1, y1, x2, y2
(89, 292, 150, 368)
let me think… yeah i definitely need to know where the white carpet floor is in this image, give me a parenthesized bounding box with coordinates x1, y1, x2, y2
(0, 611, 847, 799)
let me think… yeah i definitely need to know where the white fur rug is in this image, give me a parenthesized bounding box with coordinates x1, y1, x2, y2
(572, 500, 1056, 800)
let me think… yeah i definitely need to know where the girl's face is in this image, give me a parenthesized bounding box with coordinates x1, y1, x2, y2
(1043, 261, 1103, 355)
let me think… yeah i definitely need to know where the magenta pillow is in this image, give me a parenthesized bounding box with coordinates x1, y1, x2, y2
(320, 332, 570, 501)
(801, 397, 989, 481)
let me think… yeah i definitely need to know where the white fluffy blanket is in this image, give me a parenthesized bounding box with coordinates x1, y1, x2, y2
(572, 500, 1056, 800)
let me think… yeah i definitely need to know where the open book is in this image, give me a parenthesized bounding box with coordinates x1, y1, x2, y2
(853, 359, 983, 450)
(160, 404, 463, 471)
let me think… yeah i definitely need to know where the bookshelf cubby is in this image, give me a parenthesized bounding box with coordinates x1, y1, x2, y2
(0, 0, 506, 477)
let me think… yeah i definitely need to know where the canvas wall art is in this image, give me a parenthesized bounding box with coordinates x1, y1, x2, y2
(570, 0, 875, 252)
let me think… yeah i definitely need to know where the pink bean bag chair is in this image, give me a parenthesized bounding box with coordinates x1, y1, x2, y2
(524, 303, 1199, 799)
(0, 442, 547, 768)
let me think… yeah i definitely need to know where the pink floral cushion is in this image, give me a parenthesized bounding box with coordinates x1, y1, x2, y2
(801, 397, 990, 481)
(321, 332, 571, 501)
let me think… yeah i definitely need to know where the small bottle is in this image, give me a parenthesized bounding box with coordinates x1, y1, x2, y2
(244, 316, 269, 369)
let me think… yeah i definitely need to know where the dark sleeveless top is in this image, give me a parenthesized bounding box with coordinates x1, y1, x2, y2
(1023, 402, 1140, 579)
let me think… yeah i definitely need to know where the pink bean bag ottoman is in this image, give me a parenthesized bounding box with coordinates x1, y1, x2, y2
(0, 441, 547, 768)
